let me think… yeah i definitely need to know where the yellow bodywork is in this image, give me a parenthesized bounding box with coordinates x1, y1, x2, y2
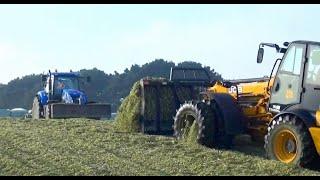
(309, 127, 320, 155)
(208, 79, 273, 117)
(206, 77, 320, 155)
(313, 111, 320, 154)
(205, 78, 274, 140)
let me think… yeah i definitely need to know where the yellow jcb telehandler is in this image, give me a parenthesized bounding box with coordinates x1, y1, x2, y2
(173, 40, 320, 166)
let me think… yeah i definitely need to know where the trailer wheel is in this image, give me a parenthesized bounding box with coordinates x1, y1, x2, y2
(32, 97, 41, 120)
(174, 101, 230, 148)
(265, 114, 317, 166)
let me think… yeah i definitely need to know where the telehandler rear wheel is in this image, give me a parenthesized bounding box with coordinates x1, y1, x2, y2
(174, 102, 215, 146)
(32, 97, 41, 120)
(173, 101, 233, 148)
(264, 114, 317, 166)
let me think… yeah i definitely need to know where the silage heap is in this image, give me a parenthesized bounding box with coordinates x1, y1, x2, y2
(114, 81, 141, 133)
(115, 77, 197, 134)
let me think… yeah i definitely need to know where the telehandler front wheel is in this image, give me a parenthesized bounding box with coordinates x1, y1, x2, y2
(264, 114, 317, 166)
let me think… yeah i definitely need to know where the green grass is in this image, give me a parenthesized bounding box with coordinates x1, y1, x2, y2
(0, 118, 319, 176)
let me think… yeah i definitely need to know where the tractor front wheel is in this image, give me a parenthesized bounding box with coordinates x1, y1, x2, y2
(32, 97, 42, 120)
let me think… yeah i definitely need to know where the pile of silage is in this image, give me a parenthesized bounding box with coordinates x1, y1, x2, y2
(115, 77, 197, 133)
(184, 121, 200, 146)
(114, 81, 141, 133)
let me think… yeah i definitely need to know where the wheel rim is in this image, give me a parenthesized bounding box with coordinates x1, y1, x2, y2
(273, 129, 298, 163)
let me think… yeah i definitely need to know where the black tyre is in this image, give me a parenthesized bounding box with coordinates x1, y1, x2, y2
(173, 101, 233, 148)
(32, 97, 41, 120)
(173, 102, 202, 141)
(264, 114, 317, 166)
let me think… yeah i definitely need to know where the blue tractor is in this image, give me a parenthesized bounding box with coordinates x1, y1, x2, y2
(32, 70, 111, 120)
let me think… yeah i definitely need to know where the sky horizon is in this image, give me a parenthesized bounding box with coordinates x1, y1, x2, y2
(0, 4, 319, 84)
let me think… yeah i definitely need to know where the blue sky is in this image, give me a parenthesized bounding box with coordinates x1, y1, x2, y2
(0, 4, 319, 84)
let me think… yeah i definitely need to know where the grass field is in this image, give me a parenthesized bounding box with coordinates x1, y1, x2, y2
(0, 118, 319, 176)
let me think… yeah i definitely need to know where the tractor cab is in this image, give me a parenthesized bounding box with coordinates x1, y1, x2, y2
(42, 72, 82, 102)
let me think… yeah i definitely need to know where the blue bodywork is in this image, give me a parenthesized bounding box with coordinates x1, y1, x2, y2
(37, 90, 48, 105)
(36, 72, 88, 106)
(61, 89, 88, 105)
(50, 72, 80, 77)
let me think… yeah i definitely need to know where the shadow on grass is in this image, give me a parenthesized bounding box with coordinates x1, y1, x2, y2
(304, 158, 320, 171)
(231, 134, 320, 172)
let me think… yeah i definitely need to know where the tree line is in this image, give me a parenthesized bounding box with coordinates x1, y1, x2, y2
(0, 59, 222, 112)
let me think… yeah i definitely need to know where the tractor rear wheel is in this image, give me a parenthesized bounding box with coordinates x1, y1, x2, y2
(32, 97, 41, 120)
(264, 114, 317, 166)
(44, 105, 51, 120)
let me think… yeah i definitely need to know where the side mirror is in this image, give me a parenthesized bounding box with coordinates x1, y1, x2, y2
(41, 75, 47, 82)
(86, 76, 91, 83)
(283, 42, 289, 47)
(257, 48, 264, 64)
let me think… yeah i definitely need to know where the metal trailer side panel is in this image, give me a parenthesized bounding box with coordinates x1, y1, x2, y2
(49, 103, 111, 119)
